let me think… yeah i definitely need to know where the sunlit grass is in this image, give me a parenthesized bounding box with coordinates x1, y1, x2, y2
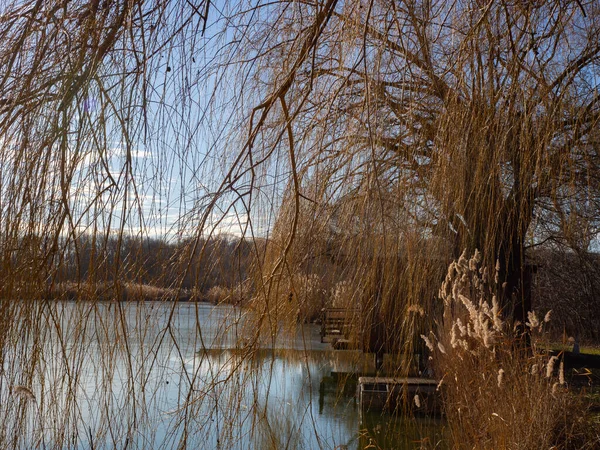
(548, 345, 600, 356)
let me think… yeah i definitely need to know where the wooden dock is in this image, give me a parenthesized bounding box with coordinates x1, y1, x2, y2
(549, 350, 600, 369)
(358, 377, 441, 415)
(320, 307, 360, 346)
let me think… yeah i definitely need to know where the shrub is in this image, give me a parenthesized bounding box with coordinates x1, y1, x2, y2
(206, 285, 231, 304)
(206, 281, 252, 305)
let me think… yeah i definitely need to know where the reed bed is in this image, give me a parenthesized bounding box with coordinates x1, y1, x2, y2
(426, 251, 600, 449)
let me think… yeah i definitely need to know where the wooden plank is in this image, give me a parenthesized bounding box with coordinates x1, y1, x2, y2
(357, 376, 441, 416)
(358, 377, 438, 385)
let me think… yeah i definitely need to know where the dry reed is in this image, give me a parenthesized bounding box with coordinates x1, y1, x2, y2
(428, 251, 598, 449)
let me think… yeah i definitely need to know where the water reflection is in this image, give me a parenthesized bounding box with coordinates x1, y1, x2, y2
(3, 301, 444, 449)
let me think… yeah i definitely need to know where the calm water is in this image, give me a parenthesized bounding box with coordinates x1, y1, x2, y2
(1, 301, 444, 449)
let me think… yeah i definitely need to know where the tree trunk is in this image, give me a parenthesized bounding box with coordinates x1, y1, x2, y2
(498, 238, 532, 329)
(496, 181, 536, 329)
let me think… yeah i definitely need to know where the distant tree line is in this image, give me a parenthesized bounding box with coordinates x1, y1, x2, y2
(6, 233, 260, 302)
(531, 248, 600, 341)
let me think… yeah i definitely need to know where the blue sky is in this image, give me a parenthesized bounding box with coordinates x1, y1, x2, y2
(63, 1, 272, 241)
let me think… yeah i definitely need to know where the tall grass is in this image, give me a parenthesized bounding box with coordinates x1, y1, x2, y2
(427, 250, 599, 449)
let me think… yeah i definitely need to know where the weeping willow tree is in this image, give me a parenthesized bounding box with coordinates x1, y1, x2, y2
(1, 0, 600, 447)
(213, 0, 600, 361)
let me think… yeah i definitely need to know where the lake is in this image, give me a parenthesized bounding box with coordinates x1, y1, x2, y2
(0, 301, 444, 449)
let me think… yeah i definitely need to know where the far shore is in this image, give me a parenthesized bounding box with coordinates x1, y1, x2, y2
(47, 281, 244, 304)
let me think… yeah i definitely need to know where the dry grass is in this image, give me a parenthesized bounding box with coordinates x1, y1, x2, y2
(49, 281, 186, 301)
(206, 282, 252, 305)
(427, 251, 600, 449)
